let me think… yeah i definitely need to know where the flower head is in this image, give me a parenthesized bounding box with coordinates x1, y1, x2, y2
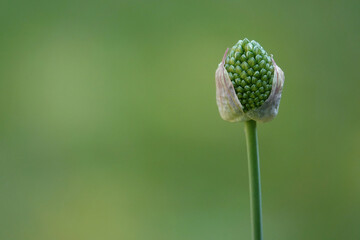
(216, 38, 285, 123)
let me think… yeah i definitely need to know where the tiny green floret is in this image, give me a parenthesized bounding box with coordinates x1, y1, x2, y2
(224, 38, 274, 112)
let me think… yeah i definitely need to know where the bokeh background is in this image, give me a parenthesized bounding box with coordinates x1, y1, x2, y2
(1, 0, 360, 239)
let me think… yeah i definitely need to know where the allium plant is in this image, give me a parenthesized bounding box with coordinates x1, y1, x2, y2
(215, 38, 285, 240)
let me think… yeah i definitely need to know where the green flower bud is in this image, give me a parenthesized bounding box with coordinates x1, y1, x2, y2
(215, 39, 285, 122)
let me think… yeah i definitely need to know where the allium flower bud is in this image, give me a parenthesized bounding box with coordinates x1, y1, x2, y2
(215, 38, 285, 123)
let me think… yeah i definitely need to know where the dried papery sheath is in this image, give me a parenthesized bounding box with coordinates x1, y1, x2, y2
(215, 38, 285, 122)
(216, 49, 250, 122)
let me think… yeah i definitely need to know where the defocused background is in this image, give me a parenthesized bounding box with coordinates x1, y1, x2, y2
(1, 0, 359, 239)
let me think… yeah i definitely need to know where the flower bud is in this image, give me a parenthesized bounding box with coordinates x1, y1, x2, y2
(215, 38, 285, 123)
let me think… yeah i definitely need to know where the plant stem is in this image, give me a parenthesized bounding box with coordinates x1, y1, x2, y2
(244, 120, 263, 240)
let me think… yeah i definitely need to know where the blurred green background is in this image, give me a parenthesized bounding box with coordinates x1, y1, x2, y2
(1, 0, 359, 239)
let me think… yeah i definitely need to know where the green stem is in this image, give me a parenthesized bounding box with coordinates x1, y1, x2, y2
(244, 120, 263, 240)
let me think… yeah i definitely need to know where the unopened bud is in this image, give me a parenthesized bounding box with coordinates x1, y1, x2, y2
(215, 38, 285, 123)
